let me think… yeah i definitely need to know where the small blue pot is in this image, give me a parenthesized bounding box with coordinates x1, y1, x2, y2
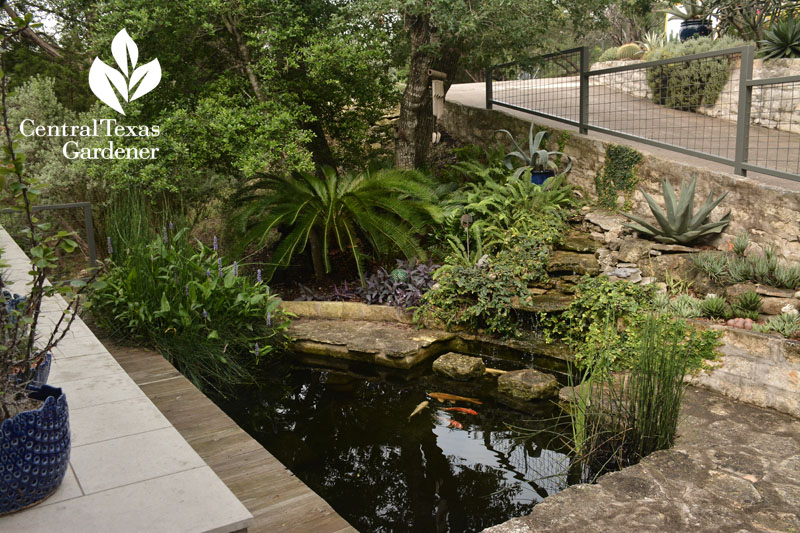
(0, 385, 70, 515)
(530, 169, 555, 185)
(10, 352, 52, 387)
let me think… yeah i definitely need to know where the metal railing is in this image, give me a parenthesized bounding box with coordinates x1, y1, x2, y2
(486, 45, 800, 181)
(0, 202, 97, 270)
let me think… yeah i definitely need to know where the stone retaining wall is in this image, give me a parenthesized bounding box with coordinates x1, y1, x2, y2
(441, 99, 800, 261)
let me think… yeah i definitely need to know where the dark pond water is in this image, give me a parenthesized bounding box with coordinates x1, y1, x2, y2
(218, 366, 579, 533)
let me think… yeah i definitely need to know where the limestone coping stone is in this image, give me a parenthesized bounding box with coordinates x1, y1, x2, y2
(281, 300, 413, 324)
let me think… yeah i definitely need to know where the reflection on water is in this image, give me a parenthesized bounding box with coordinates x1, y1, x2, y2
(218, 367, 577, 532)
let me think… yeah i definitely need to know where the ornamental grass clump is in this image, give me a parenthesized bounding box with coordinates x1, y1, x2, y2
(567, 314, 699, 476)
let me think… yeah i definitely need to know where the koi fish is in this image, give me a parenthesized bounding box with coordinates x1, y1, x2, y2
(408, 400, 429, 420)
(448, 419, 463, 430)
(427, 392, 483, 405)
(443, 407, 478, 416)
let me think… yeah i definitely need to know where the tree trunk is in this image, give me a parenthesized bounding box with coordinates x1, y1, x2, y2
(308, 228, 325, 281)
(396, 13, 461, 170)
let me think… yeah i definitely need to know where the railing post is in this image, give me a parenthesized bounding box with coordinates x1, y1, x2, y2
(734, 45, 754, 176)
(485, 67, 493, 110)
(579, 46, 589, 135)
(83, 203, 97, 269)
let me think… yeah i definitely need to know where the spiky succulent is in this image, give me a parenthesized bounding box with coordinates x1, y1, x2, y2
(616, 43, 643, 60)
(496, 124, 572, 179)
(731, 290, 761, 320)
(623, 176, 730, 244)
(669, 294, 702, 318)
(760, 18, 800, 60)
(754, 312, 800, 338)
(701, 295, 730, 319)
(732, 233, 749, 257)
(692, 250, 727, 284)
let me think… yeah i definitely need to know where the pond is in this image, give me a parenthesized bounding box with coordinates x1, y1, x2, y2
(218, 364, 580, 532)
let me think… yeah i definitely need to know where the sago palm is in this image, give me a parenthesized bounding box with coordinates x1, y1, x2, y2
(237, 166, 442, 283)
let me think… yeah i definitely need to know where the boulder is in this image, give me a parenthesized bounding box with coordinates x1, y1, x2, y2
(644, 253, 695, 282)
(497, 369, 559, 401)
(432, 352, 486, 381)
(617, 238, 653, 263)
(760, 297, 800, 316)
(585, 211, 625, 233)
(651, 243, 700, 253)
(726, 283, 759, 299)
(547, 251, 600, 275)
(755, 285, 797, 298)
(511, 291, 574, 312)
(562, 231, 601, 253)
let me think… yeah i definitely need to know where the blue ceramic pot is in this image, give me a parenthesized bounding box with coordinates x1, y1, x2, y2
(530, 169, 555, 185)
(0, 385, 70, 515)
(679, 19, 712, 42)
(9, 352, 52, 387)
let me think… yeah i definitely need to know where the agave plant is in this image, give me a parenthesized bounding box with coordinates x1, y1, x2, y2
(622, 176, 730, 244)
(496, 124, 572, 180)
(760, 17, 800, 59)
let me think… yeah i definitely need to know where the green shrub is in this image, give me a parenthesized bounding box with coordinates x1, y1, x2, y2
(598, 47, 620, 62)
(645, 36, 748, 111)
(542, 276, 655, 369)
(91, 209, 289, 393)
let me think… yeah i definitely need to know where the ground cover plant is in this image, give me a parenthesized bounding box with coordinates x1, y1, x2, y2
(90, 193, 288, 393)
(416, 156, 576, 337)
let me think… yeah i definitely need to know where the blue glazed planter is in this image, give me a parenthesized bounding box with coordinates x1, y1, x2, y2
(0, 385, 70, 515)
(530, 169, 555, 185)
(679, 19, 712, 42)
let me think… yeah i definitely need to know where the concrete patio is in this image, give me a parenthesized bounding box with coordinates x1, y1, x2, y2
(0, 228, 253, 532)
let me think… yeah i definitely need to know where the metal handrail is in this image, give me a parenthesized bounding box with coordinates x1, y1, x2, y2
(485, 44, 800, 182)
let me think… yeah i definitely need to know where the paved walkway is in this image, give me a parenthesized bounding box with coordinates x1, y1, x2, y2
(98, 339, 356, 533)
(485, 386, 800, 532)
(448, 81, 800, 190)
(0, 228, 252, 532)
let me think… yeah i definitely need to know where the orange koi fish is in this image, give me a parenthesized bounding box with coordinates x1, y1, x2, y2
(427, 392, 483, 405)
(448, 419, 463, 430)
(443, 407, 478, 416)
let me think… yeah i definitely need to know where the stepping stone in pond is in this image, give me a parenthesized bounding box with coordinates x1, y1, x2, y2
(432, 352, 485, 381)
(497, 369, 559, 401)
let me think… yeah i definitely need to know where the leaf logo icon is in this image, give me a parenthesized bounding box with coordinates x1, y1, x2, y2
(89, 29, 161, 115)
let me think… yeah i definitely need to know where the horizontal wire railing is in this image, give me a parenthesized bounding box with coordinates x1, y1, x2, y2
(486, 45, 800, 182)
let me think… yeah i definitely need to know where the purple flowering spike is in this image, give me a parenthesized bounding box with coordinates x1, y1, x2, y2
(254, 343, 259, 358)
(206, 269, 211, 278)
(185, 284, 189, 297)
(107, 236, 113, 255)
(233, 261, 238, 277)
(213, 236, 218, 252)
(257, 269, 262, 283)
(267, 312, 272, 327)
(169, 222, 174, 232)
(202, 309, 207, 319)
(218, 257, 223, 277)
(163, 227, 168, 243)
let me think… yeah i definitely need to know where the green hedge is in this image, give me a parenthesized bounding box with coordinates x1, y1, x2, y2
(644, 36, 749, 112)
